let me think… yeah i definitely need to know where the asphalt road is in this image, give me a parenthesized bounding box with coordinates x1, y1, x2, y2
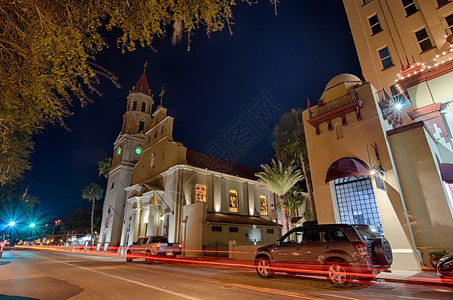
(0, 249, 452, 300)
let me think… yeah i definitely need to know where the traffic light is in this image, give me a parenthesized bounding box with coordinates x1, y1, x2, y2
(54, 219, 61, 226)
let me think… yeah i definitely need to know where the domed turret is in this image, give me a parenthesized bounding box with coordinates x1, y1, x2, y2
(319, 73, 362, 104)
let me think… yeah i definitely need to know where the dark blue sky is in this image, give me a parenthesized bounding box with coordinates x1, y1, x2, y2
(23, 1, 361, 219)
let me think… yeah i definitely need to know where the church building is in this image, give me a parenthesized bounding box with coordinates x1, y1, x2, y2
(98, 72, 279, 256)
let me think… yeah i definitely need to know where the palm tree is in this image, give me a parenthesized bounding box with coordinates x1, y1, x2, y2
(255, 159, 303, 235)
(98, 157, 112, 179)
(82, 183, 103, 245)
(285, 184, 308, 219)
(273, 108, 317, 221)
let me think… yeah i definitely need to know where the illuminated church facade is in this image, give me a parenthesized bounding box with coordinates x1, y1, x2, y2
(98, 73, 279, 256)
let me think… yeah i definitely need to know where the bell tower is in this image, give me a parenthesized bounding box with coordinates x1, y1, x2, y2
(98, 69, 154, 248)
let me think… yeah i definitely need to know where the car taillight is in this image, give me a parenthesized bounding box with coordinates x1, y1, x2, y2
(178, 244, 182, 249)
(156, 243, 161, 250)
(353, 241, 369, 260)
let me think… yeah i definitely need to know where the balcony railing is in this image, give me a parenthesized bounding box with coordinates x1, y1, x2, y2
(307, 90, 363, 135)
(309, 91, 359, 119)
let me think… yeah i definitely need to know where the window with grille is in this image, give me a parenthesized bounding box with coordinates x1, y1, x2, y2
(402, 0, 418, 16)
(378, 47, 393, 69)
(335, 176, 383, 234)
(368, 14, 382, 35)
(415, 28, 434, 52)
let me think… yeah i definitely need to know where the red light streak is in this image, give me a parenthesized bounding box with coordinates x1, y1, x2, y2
(12, 245, 449, 287)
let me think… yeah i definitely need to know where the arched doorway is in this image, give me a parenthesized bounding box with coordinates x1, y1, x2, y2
(326, 157, 383, 234)
(334, 176, 383, 233)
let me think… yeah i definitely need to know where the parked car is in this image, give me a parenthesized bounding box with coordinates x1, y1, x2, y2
(436, 253, 453, 286)
(126, 236, 182, 263)
(254, 224, 393, 287)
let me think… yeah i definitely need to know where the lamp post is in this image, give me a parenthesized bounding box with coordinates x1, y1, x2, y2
(7, 220, 16, 245)
(366, 143, 385, 176)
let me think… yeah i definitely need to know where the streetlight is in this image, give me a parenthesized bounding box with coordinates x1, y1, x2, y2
(29, 223, 35, 228)
(8, 221, 15, 227)
(366, 143, 385, 176)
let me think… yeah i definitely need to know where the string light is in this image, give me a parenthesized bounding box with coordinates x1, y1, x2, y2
(395, 45, 453, 83)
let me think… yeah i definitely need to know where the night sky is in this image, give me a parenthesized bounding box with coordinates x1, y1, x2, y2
(23, 1, 361, 220)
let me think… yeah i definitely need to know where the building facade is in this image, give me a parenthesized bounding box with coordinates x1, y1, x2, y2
(302, 71, 453, 270)
(343, 0, 453, 97)
(99, 73, 279, 256)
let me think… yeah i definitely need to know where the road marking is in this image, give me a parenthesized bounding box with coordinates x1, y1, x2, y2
(122, 264, 333, 299)
(36, 254, 200, 300)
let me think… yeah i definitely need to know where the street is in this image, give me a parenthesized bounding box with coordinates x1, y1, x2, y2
(0, 249, 452, 299)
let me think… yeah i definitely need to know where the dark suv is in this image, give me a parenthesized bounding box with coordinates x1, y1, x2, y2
(254, 224, 392, 286)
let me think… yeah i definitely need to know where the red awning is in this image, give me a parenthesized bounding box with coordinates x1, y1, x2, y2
(440, 163, 453, 184)
(325, 157, 370, 183)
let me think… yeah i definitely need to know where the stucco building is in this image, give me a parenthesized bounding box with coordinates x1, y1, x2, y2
(98, 72, 279, 256)
(343, 0, 453, 96)
(301, 0, 453, 270)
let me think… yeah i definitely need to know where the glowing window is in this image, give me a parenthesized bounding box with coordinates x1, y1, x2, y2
(229, 190, 238, 212)
(195, 184, 207, 203)
(260, 196, 268, 216)
(335, 176, 383, 234)
(117, 146, 122, 156)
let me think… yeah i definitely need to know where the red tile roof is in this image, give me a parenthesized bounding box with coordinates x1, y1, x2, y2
(132, 72, 150, 95)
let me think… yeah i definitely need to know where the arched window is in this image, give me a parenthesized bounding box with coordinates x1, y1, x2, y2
(141, 102, 146, 112)
(132, 101, 137, 111)
(334, 176, 383, 233)
(139, 121, 144, 132)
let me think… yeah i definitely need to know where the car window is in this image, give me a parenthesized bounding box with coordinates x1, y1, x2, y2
(304, 230, 331, 243)
(281, 230, 303, 244)
(329, 229, 349, 242)
(136, 238, 144, 244)
(354, 226, 377, 240)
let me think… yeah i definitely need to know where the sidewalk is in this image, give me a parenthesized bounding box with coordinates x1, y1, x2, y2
(375, 268, 445, 286)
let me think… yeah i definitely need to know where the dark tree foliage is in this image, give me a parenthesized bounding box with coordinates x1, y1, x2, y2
(0, 0, 244, 185)
(61, 204, 103, 235)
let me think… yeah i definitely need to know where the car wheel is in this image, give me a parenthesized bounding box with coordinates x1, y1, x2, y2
(256, 257, 274, 279)
(145, 251, 153, 264)
(126, 251, 133, 262)
(326, 260, 352, 287)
